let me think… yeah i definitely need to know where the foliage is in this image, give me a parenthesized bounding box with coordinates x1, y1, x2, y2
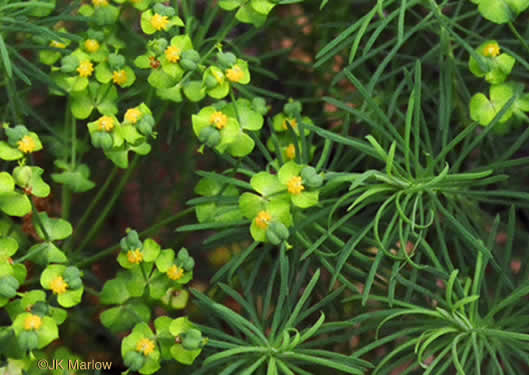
(1, 0, 529, 374)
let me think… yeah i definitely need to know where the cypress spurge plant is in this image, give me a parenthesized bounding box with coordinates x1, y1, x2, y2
(3, 0, 529, 374)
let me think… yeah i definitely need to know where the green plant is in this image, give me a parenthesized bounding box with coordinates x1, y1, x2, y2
(2, 0, 529, 374)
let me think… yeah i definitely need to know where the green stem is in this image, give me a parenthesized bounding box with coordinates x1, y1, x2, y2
(65, 166, 119, 251)
(74, 207, 194, 268)
(508, 22, 529, 56)
(62, 100, 76, 220)
(75, 155, 141, 255)
(30, 198, 49, 241)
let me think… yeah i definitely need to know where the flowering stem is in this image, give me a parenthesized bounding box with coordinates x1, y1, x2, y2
(64, 166, 119, 252)
(61, 99, 76, 220)
(30, 197, 50, 242)
(75, 155, 141, 255)
(73, 207, 194, 268)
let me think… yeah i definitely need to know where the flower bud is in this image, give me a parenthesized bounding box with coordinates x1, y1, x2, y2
(67, 277, 83, 290)
(93, 7, 117, 26)
(217, 52, 237, 68)
(204, 74, 219, 89)
(148, 38, 168, 55)
(284, 101, 302, 117)
(13, 166, 33, 187)
(63, 266, 82, 289)
(123, 351, 146, 371)
(63, 266, 81, 281)
(179, 58, 196, 71)
(177, 248, 190, 261)
(252, 97, 269, 115)
(266, 222, 289, 245)
(5, 125, 28, 146)
(0, 275, 19, 298)
(137, 116, 154, 136)
(60, 55, 80, 73)
(182, 50, 200, 63)
(31, 301, 49, 316)
(87, 30, 104, 41)
(153, 3, 175, 17)
(300, 166, 323, 188)
(198, 127, 221, 148)
(121, 230, 142, 250)
(91, 132, 113, 150)
(108, 53, 125, 69)
(18, 331, 39, 351)
(181, 329, 204, 351)
(182, 257, 195, 272)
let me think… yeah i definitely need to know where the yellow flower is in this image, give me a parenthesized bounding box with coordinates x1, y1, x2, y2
(287, 176, 304, 195)
(84, 39, 100, 53)
(285, 144, 296, 160)
(165, 46, 182, 63)
(167, 265, 184, 280)
(77, 60, 94, 78)
(124, 108, 142, 124)
(92, 0, 109, 7)
(209, 111, 228, 130)
(112, 70, 128, 86)
(17, 135, 37, 153)
(127, 249, 143, 264)
(255, 211, 272, 230)
(49, 40, 66, 49)
(98, 116, 115, 132)
(281, 118, 297, 130)
(50, 276, 68, 295)
(24, 314, 42, 331)
(150, 13, 169, 31)
(225, 65, 244, 83)
(136, 338, 155, 356)
(483, 42, 500, 58)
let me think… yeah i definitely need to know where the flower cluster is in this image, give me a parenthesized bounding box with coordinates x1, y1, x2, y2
(86, 104, 155, 168)
(469, 40, 529, 132)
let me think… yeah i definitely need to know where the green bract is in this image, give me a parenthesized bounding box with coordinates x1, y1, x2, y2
(0, 172, 31, 217)
(51, 161, 96, 193)
(470, 82, 529, 131)
(79, 2, 120, 26)
(6, 290, 67, 326)
(12, 313, 59, 350)
(34, 212, 73, 241)
(121, 322, 160, 374)
(117, 237, 160, 269)
(203, 57, 250, 99)
(470, 0, 529, 24)
(468, 40, 515, 84)
(140, 9, 184, 35)
(218, 0, 276, 27)
(192, 106, 239, 153)
(87, 113, 152, 168)
(0, 125, 43, 161)
(40, 264, 84, 308)
(278, 161, 320, 208)
(38, 27, 71, 66)
(193, 177, 242, 223)
(95, 55, 136, 88)
(159, 35, 193, 82)
(70, 82, 118, 120)
(169, 317, 205, 365)
(149, 248, 194, 299)
(13, 166, 50, 198)
(272, 112, 313, 136)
